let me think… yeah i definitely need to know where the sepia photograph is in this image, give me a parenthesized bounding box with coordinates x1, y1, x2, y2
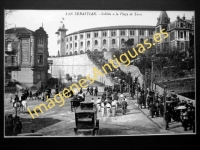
(4, 10, 195, 137)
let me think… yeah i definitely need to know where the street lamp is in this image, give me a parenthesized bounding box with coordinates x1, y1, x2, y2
(163, 84, 167, 125)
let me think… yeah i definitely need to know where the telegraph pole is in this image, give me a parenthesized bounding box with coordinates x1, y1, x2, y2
(163, 84, 167, 126)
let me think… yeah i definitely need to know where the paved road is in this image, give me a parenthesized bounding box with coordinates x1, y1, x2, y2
(5, 92, 172, 136)
(35, 94, 172, 136)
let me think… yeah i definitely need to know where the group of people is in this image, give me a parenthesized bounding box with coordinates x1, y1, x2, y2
(91, 89, 128, 117)
(86, 86, 98, 96)
(136, 87, 195, 132)
(5, 114, 22, 136)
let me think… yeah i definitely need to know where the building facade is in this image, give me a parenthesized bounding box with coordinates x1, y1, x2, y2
(5, 26, 49, 87)
(55, 11, 194, 57)
(155, 11, 194, 55)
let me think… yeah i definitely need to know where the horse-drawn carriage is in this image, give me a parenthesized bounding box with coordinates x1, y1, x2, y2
(74, 102, 99, 136)
(70, 93, 85, 112)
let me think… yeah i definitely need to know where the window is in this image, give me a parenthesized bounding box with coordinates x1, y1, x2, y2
(94, 40, 98, 45)
(80, 34, 83, 39)
(180, 32, 183, 38)
(94, 32, 98, 38)
(120, 30, 125, 36)
(140, 38, 144, 43)
(11, 56, 16, 64)
(121, 38, 125, 45)
(81, 42, 83, 47)
(87, 41, 90, 47)
(111, 31, 116, 36)
(149, 30, 153, 35)
(181, 23, 183, 27)
(66, 38, 68, 42)
(75, 36, 77, 40)
(149, 39, 153, 43)
(112, 39, 115, 44)
(103, 31, 107, 37)
(70, 37, 72, 41)
(87, 33, 90, 38)
(66, 45, 68, 49)
(38, 54, 43, 64)
(75, 43, 77, 48)
(103, 39, 106, 45)
(70, 44, 72, 49)
(140, 30, 144, 35)
(130, 30, 134, 35)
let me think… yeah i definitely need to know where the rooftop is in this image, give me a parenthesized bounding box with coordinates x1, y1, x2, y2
(5, 27, 34, 34)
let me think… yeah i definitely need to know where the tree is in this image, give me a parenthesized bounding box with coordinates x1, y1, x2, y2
(5, 10, 15, 29)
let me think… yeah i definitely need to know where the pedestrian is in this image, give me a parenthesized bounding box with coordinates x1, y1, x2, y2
(111, 99, 118, 116)
(90, 87, 93, 95)
(80, 88, 83, 94)
(187, 107, 193, 130)
(101, 102, 106, 117)
(96, 98, 101, 112)
(5, 114, 14, 136)
(159, 102, 164, 117)
(149, 101, 155, 118)
(165, 110, 170, 130)
(29, 90, 33, 100)
(182, 109, 188, 131)
(106, 101, 111, 117)
(155, 102, 159, 117)
(13, 116, 22, 136)
(94, 87, 98, 96)
(121, 98, 128, 115)
(137, 95, 142, 109)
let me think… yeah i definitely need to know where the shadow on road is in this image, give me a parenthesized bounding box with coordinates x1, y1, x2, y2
(20, 117, 61, 133)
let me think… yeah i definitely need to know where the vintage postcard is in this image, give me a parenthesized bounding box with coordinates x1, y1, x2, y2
(4, 10, 195, 137)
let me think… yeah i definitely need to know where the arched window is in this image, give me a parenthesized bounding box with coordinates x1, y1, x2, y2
(87, 41, 90, 47)
(94, 40, 98, 45)
(75, 43, 77, 48)
(140, 38, 144, 43)
(112, 39, 115, 44)
(121, 38, 125, 44)
(103, 39, 106, 45)
(74, 51, 78, 55)
(81, 42, 83, 47)
(70, 52, 73, 55)
(66, 45, 68, 49)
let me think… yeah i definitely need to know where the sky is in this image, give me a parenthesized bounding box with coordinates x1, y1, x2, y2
(5, 10, 194, 56)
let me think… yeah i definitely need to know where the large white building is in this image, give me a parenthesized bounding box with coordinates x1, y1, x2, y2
(55, 11, 194, 56)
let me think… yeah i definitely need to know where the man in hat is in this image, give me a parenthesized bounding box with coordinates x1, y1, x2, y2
(165, 110, 170, 130)
(121, 98, 127, 115)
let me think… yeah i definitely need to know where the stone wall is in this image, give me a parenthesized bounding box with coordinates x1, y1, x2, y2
(48, 54, 113, 85)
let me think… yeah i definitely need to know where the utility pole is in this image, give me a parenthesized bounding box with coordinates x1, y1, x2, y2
(163, 84, 167, 126)
(151, 60, 154, 90)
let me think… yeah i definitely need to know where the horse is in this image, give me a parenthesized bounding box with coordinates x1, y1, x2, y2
(10, 97, 27, 114)
(10, 98, 21, 115)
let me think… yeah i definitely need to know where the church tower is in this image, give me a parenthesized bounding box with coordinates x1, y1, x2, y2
(55, 23, 67, 56)
(155, 11, 170, 54)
